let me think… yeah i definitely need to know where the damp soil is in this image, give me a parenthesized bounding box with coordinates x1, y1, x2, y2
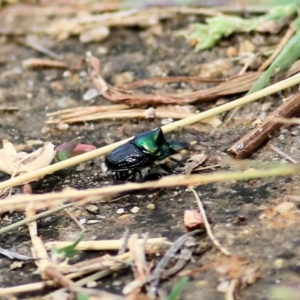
(1, 6, 300, 300)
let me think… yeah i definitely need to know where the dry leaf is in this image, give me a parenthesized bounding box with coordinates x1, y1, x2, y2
(0, 140, 55, 178)
(259, 201, 300, 228)
(10, 261, 24, 270)
(183, 154, 208, 174)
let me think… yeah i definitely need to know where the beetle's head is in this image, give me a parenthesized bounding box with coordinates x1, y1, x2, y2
(133, 128, 189, 159)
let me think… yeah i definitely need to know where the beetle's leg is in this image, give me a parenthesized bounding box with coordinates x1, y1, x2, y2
(169, 157, 185, 167)
(159, 163, 178, 174)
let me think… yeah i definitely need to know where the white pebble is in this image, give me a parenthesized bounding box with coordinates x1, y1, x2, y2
(116, 208, 125, 215)
(131, 206, 140, 214)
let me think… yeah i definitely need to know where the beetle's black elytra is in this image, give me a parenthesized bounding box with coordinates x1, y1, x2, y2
(105, 128, 188, 181)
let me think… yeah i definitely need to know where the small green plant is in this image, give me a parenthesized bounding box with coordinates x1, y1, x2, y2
(51, 233, 83, 263)
(167, 277, 189, 300)
(189, 5, 296, 52)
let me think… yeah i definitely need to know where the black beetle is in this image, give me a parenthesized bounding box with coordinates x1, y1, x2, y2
(105, 127, 189, 181)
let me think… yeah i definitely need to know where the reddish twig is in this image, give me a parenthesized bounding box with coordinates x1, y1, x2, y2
(228, 92, 300, 158)
(86, 53, 262, 105)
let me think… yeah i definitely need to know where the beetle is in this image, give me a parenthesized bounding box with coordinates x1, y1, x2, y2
(105, 127, 189, 181)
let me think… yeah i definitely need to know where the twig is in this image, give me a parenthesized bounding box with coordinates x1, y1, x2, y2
(0, 106, 18, 111)
(117, 228, 130, 255)
(190, 188, 231, 256)
(86, 54, 263, 106)
(1, 71, 300, 192)
(149, 230, 200, 294)
(64, 207, 86, 231)
(0, 203, 73, 235)
(228, 92, 300, 158)
(122, 76, 224, 89)
(22, 58, 68, 69)
(269, 144, 298, 164)
(123, 234, 150, 296)
(150, 230, 200, 294)
(15, 37, 63, 60)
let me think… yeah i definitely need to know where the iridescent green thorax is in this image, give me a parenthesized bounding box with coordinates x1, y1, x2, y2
(132, 128, 188, 159)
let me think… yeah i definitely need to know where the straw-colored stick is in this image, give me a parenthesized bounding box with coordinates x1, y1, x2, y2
(44, 238, 171, 251)
(0, 73, 300, 191)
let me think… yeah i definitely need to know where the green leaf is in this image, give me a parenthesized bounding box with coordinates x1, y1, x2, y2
(51, 233, 83, 261)
(249, 19, 300, 93)
(167, 277, 189, 300)
(76, 292, 89, 300)
(53, 138, 81, 163)
(190, 4, 297, 52)
(269, 286, 299, 300)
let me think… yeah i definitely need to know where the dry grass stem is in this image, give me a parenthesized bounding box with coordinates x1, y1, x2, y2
(0, 70, 300, 192)
(269, 144, 298, 164)
(45, 237, 171, 252)
(1, 239, 168, 297)
(26, 204, 50, 278)
(0, 106, 18, 111)
(122, 234, 150, 296)
(271, 117, 300, 124)
(26, 204, 76, 291)
(0, 203, 73, 235)
(22, 58, 68, 69)
(0, 166, 297, 213)
(16, 36, 63, 60)
(225, 278, 238, 300)
(228, 91, 300, 158)
(0, 282, 49, 297)
(122, 76, 224, 89)
(46, 105, 198, 124)
(190, 188, 231, 256)
(64, 208, 86, 231)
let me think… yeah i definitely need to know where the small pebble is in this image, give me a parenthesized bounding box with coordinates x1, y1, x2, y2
(147, 204, 155, 210)
(83, 88, 99, 101)
(261, 102, 271, 112)
(131, 206, 140, 214)
(80, 26, 110, 43)
(112, 280, 122, 286)
(274, 259, 284, 269)
(116, 208, 125, 215)
(161, 118, 173, 125)
(76, 164, 86, 172)
(217, 280, 230, 293)
(56, 122, 69, 131)
(79, 218, 87, 225)
(85, 204, 98, 214)
(86, 281, 97, 288)
(97, 46, 108, 55)
(87, 220, 101, 224)
(226, 46, 237, 57)
(79, 71, 87, 77)
(291, 130, 299, 136)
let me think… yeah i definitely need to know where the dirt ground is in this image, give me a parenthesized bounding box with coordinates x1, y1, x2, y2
(1, 3, 300, 300)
